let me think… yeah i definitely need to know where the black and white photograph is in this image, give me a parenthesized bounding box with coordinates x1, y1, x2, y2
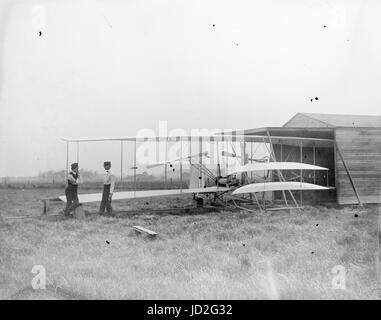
(0, 0, 380, 304)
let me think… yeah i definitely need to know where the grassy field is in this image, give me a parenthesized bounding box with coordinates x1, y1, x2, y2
(0, 188, 379, 299)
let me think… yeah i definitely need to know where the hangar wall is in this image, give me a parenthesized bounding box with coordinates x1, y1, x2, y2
(335, 127, 381, 204)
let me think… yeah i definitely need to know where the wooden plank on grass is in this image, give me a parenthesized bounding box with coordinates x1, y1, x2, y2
(133, 226, 158, 236)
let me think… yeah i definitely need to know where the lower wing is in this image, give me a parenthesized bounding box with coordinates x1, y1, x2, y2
(59, 186, 230, 203)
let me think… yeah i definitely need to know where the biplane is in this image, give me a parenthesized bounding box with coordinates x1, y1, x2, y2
(43, 132, 334, 214)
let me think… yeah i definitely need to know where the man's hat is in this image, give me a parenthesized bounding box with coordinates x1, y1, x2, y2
(104, 161, 111, 166)
(71, 163, 78, 169)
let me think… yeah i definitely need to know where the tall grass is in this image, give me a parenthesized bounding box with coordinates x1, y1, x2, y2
(0, 189, 379, 299)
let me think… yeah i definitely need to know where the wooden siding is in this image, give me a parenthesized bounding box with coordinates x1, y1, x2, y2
(335, 128, 381, 204)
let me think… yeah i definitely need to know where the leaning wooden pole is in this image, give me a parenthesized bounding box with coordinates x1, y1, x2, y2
(335, 143, 363, 206)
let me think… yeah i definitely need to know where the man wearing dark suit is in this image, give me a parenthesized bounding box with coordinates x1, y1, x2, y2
(64, 163, 80, 216)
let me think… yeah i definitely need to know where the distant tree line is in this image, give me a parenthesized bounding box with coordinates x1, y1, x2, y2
(1, 169, 190, 189)
(38, 169, 101, 182)
(36, 169, 160, 182)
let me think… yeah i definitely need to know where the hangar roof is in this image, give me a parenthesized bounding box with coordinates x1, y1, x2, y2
(231, 113, 380, 147)
(230, 127, 334, 147)
(284, 113, 381, 128)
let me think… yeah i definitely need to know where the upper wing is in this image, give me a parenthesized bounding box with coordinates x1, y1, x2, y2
(232, 162, 328, 174)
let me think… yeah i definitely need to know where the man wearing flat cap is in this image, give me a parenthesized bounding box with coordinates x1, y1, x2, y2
(64, 162, 80, 216)
(99, 161, 116, 216)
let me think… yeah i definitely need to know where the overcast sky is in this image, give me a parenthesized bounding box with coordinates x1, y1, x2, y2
(0, 0, 380, 177)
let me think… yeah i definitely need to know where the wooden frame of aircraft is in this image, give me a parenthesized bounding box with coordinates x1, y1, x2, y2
(47, 132, 335, 214)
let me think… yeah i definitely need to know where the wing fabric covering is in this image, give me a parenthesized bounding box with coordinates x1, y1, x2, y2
(59, 186, 230, 203)
(232, 182, 330, 195)
(232, 162, 328, 174)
